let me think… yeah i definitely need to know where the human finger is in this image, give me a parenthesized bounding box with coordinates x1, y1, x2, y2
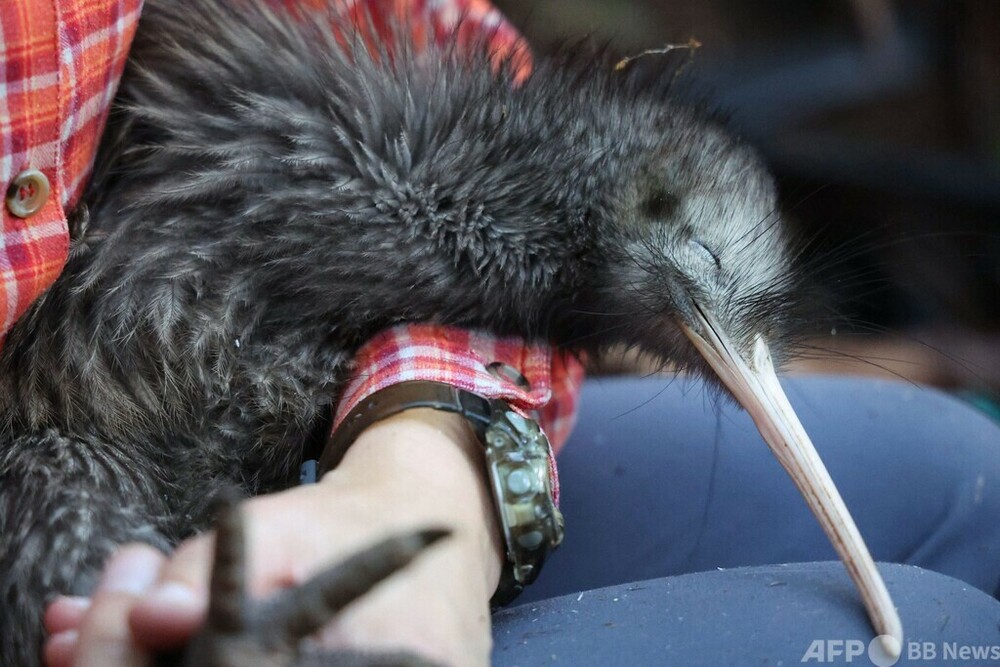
(44, 596, 91, 635)
(42, 629, 77, 667)
(128, 535, 212, 652)
(72, 544, 163, 667)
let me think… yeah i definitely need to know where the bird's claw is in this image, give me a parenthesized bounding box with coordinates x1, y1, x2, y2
(159, 495, 449, 667)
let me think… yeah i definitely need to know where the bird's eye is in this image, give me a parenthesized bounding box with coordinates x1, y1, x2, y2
(641, 190, 680, 220)
(691, 239, 721, 269)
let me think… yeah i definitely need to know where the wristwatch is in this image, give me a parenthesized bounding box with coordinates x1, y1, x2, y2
(314, 380, 564, 607)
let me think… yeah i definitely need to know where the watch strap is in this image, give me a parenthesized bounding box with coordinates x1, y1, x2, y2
(318, 381, 493, 474)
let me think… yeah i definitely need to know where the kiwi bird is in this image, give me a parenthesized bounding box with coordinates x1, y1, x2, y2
(0, 0, 901, 664)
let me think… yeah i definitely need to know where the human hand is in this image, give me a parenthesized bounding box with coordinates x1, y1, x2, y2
(44, 410, 503, 666)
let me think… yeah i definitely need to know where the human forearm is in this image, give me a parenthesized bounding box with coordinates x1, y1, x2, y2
(327, 408, 505, 595)
(307, 408, 505, 663)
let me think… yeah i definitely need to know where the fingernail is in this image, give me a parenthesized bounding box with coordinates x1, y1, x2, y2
(98, 547, 161, 594)
(143, 582, 202, 612)
(55, 595, 91, 613)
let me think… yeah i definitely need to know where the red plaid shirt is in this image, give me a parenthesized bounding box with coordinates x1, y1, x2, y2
(0, 0, 582, 450)
(0, 0, 142, 338)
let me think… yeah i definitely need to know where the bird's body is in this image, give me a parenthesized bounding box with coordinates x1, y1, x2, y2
(0, 0, 897, 664)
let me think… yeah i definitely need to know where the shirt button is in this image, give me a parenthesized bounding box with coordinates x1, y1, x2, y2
(6, 169, 51, 218)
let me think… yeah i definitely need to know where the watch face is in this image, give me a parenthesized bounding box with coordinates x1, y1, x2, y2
(485, 407, 564, 588)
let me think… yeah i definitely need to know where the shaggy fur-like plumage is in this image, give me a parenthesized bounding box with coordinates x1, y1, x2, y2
(0, 0, 795, 663)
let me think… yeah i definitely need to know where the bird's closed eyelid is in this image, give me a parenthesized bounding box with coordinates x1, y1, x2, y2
(690, 238, 721, 269)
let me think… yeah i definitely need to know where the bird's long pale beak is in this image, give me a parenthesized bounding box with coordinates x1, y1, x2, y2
(679, 304, 902, 658)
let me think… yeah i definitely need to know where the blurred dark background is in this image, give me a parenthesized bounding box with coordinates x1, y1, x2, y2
(496, 0, 1000, 410)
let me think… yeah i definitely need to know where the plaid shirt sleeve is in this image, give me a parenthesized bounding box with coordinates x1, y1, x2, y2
(332, 324, 585, 503)
(333, 325, 585, 452)
(2, 0, 583, 455)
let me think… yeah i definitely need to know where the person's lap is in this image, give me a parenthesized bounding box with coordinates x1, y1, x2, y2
(493, 375, 1000, 665)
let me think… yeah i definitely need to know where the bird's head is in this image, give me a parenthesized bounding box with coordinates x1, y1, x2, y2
(554, 97, 796, 377)
(502, 55, 902, 654)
